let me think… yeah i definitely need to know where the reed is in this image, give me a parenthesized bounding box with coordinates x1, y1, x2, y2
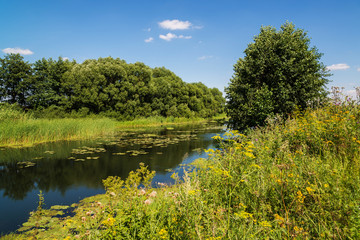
(0, 118, 117, 147)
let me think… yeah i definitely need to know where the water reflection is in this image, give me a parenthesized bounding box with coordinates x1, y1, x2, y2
(0, 122, 224, 233)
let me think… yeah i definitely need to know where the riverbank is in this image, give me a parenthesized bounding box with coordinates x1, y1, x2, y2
(0, 108, 226, 148)
(3, 103, 359, 239)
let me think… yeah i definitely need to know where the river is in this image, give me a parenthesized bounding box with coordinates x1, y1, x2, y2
(0, 122, 224, 234)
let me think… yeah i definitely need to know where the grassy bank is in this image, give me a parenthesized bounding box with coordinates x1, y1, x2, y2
(0, 118, 118, 148)
(3, 102, 360, 239)
(0, 104, 226, 148)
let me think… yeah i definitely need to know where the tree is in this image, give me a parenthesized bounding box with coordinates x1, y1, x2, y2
(0, 54, 33, 106)
(29, 57, 74, 109)
(225, 22, 330, 130)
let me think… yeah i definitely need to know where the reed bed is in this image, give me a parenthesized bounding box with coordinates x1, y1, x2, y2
(0, 117, 117, 147)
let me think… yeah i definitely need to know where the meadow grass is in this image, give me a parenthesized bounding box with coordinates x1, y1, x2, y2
(0, 104, 117, 147)
(3, 102, 360, 239)
(0, 104, 225, 147)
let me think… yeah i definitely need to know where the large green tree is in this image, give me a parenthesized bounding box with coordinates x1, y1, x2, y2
(0, 54, 33, 106)
(226, 22, 330, 130)
(29, 57, 75, 108)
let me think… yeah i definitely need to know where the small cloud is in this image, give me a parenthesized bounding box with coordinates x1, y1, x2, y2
(2, 47, 34, 55)
(159, 33, 192, 41)
(62, 57, 69, 61)
(159, 33, 177, 41)
(159, 19, 192, 30)
(198, 55, 213, 61)
(357, 67, 360, 72)
(326, 63, 350, 71)
(144, 37, 154, 43)
(178, 35, 192, 39)
(147, 28, 151, 32)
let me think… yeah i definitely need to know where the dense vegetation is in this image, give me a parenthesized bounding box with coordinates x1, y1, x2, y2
(5, 100, 359, 239)
(0, 103, 117, 147)
(226, 22, 330, 130)
(0, 54, 225, 120)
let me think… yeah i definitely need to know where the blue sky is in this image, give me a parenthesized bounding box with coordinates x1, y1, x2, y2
(1, 0, 359, 97)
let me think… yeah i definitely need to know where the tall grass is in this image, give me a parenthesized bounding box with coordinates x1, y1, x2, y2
(0, 104, 117, 147)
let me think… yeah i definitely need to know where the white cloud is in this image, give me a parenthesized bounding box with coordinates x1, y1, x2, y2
(198, 55, 213, 61)
(144, 37, 154, 43)
(326, 63, 350, 71)
(178, 35, 192, 39)
(147, 28, 151, 32)
(158, 19, 192, 30)
(62, 57, 69, 61)
(357, 67, 360, 72)
(2, 47, 34, 55)
(159, 33, 177, 41)
(159, 33, 192, 41)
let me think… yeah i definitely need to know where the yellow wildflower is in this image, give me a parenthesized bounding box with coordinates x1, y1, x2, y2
(259, 221, 271, 228)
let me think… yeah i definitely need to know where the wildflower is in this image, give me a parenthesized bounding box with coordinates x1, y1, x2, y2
(138, 189, 146, 196)
(324, 184, 329, 188)
(297, 191, 304, 203)
(144, 199, 153, 205)
(158, 228, 168, 239)
(149, 190, 157, 198)
(109, 192, 116, 197)
(259, 221, 271, 228)
(157, 182, 167, 187)
(237, 211, 253, 219)
(251, 164, 261, 169)
(81, 216, 86, 222)
(306, 187, 315, 194)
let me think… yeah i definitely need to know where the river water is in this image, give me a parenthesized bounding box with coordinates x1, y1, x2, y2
(0, 122, 224, 234)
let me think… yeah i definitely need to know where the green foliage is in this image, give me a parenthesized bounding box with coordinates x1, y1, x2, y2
(226, 22, 330, 130)
(28, 57, 74, 108)
(0, 55, 225, 120)
(0, 54, 32, 106)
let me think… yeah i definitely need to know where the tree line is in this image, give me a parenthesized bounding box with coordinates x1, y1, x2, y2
(0, 54, 225, 119)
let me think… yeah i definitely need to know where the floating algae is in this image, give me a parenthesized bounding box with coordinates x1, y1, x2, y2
(112, 152, 126, 155)
(74, 159, 85, 162)
(44, 151, 55, 154)
(17, 161, 36, 168)
(71, 146, 106, 155)
(126, 150, 149, 156)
